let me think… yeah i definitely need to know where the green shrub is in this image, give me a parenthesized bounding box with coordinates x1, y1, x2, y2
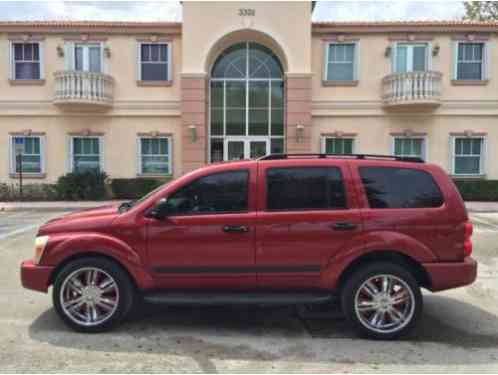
(55, 171, 109, 201)
(453, 179, 498, 201)
(0, 182, 58, 201)
(111, 178, 169, 200)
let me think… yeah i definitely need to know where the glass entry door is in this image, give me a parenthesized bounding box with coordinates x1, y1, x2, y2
(225, 138, 269, 160)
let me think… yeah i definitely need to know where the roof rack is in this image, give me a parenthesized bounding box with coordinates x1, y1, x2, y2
(258, 153, 424, 163)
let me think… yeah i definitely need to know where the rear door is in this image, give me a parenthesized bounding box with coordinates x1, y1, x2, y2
(255, 160, 363, 289)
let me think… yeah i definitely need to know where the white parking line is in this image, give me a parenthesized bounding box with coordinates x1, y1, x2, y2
(0, 224, 39, 240)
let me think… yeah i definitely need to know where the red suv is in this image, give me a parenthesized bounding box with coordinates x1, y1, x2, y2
(21, 154, 477, 339)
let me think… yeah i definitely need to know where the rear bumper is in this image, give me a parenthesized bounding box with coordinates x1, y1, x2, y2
(423, 257, 477, 292)
(20, 260, 54, 293)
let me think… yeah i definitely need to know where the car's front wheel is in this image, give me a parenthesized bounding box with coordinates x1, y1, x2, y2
(341, 262, 422, 340)
(53, 257, 135, 333)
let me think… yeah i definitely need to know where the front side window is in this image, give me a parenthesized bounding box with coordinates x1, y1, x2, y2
(359, 167, 444, 209)
(395, 44, 427, 73)
(393, 137, 425, 160)
(266, 167, 347, 211)
(165, 171, 248, 215)
(453, 137, 484, 175)
(456, 42, 485, 80)
(74, 44, 102, 73)
(139, 137, 171, 175)
(323, 137, 354, 155)
(11, 136, 42, 174)
(326, 43, 356, 81)
(140, 43, 169, 81)
(12, 42, 41, 80)
(72, 137, 101, 173)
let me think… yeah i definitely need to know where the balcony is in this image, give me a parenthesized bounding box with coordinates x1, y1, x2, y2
(54, 71, 114, 109)
(382, 71, 442, 109)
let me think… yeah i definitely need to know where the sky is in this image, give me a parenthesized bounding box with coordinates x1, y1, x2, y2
(0, 1, 466, 22)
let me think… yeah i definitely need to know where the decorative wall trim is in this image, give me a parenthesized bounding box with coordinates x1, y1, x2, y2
(8, 34, 45, 41)
(450, 130, 487, 137)
(136, 80, 173, 87)
(321, 36, 359, 42)
(137, 131, 173, 137)
(321, 131, 358, 138)
(63, 35, 108, 42)
(9, 130, 46, 136)
(181, 72, 207, 79)
(9, 79, 45, 86)
(136, 36, 172, 43)
(322, 80, 359, 87)
(451, 80, 489, 86)
(285, 72, 314, 79)
(388, 34, 434, 41)
(68, 129, 105, 136)
(390, 131, 427, 137)
(451, 33, 490, 41)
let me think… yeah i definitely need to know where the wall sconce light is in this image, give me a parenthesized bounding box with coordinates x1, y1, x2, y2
(56, 45, 64, 57)
(384, 46, 392, 58)
(432, 44, 440, 56)
(104, 45, 111, 58)
(189, 125, 197, 143)
(296, 124, 304, 143)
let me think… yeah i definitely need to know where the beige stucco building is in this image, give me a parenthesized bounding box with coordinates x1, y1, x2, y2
(2, 1, 498, 183)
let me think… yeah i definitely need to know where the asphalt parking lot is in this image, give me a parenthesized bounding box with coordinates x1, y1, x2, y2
(1, 210, 498, 372)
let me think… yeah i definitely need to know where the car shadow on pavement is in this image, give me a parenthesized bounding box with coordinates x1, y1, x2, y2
(28, 294, 498, 368)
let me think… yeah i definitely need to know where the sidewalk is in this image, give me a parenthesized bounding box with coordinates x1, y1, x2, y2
(0, 200, 125, 212)
(1, 200, 498, 213)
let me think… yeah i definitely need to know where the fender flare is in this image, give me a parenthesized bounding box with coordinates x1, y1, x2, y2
(321, 230, 437, 290)
(43, 232, 154, 290)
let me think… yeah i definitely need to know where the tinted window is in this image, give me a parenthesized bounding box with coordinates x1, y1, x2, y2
(266, 167, 346, 211)
(359, 167, 444, 209)
(166, 171, 248, 215)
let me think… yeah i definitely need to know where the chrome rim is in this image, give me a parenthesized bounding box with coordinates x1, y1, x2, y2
(60, 267, 120, 327)
(354, 274, 415, 334)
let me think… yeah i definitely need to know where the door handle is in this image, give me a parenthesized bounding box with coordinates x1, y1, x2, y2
(331, 222, 357, 231)
(223, 225, 249, 233)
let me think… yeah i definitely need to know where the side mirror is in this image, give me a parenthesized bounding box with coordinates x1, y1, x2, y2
(146, 197, 170, 220)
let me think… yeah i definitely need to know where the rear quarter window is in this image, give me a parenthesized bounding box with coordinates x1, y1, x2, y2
(359, 166, 444, 209)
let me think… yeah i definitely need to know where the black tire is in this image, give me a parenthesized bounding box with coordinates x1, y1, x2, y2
(340, 262, 423, 340)
(52, 257, 136, 333)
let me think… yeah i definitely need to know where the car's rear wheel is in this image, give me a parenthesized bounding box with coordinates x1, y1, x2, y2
(341, 262, 422, 340)
(53, 257, 135, 333)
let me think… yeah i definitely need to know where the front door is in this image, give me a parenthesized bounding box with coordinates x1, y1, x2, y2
(225, 138, 270, 160)
(146, 165, 258, 289)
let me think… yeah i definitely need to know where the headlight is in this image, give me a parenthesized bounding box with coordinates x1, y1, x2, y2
(33, 236, 49, 265)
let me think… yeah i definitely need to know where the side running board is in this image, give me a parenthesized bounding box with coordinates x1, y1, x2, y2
(143, 291, 335, 306)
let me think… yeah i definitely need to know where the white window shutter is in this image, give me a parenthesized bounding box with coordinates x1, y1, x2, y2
(40, 136, 46, 173)
(323, 42, 329, 81)
(64, 42, 75, 70)
(8, 41, 14, 80)
(452, 41, 458, 80)
(38, 42, 44, 80)
(354, 41, 359, 81)
(99, 137, 105, 173)
(390, 42, 397, 73)
(67, 137, 73, 173)
(137, 137, 142, 175)
(137, 43, 142, 81)
(483, 42, 490, 80)
(8, 135, 14, 174)
(167, 43, 172, 81)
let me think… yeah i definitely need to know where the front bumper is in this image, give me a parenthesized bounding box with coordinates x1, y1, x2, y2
(20, 260, 54, 293)
(423, 256, 477, 292)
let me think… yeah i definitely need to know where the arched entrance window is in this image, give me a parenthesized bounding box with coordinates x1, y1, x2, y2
(209, 42, 284, 161)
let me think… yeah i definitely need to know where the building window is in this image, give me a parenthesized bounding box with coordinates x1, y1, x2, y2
(325, 43, 357, 81)
(11, 42, 41, 80)
(139, 137, 172, 175)
(452, 137, 485, 176)
(70, 137, 102, 173)
(10, 136, 43, 174)
(139, 43, 170, 81)
(322, 137, 354, 155)
(393, 137, 426, 160)
(74, 44, 102, 73)
(394, 43, 428, 73)
(456, 42, 486, 80)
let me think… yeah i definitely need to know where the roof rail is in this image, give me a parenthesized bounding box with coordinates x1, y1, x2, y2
(258, 153, 424, 163)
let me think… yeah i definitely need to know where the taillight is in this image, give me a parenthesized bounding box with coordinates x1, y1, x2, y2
(463, 222, 473, 257)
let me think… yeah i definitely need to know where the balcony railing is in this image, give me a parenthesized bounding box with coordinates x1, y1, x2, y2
(382, 71, 442, 108)
(54, 71, 114, 108)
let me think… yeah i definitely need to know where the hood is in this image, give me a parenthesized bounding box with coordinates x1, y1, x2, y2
(38, 204, 120, 235)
